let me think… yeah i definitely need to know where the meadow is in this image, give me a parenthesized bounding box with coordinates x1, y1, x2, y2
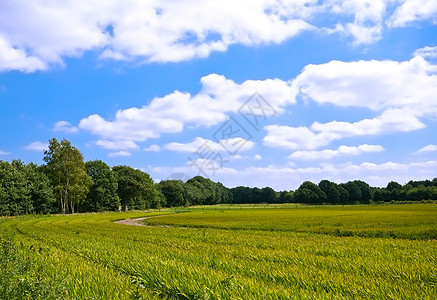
(1, 204, 436, 299)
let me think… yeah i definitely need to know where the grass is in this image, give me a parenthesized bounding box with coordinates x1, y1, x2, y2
(145, 204, 437, 239)
(0, 204, 436, 299)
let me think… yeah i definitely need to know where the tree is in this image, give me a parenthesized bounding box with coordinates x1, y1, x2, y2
(276, 190, 293, 203)
(187, 176, 216, 205)
(23, 163, 56, 214)
(113, 165, 160, 209)
(260, 187, 277, 204)
(185, 176, 232, 205)
(0, 160, 32, 216)
(341, 182, 361, 203)
(337, 185, 350, 204)
(83, 160, 119, 212)
(319, 180, 341, 204)
(216, 182, 233, 204)
(231, 186, 252, 204)
(43, 138, 92, 214)
(251, 188, 263, 204)
(386, 181, 402, 191)
(386, 181, 404, 201)
(294, 181, 327, 204)
(185, 177, 209, 205)
(158, 180, 188, 207)
(353, 180, 372, 203)
(373, 188, 390, 202)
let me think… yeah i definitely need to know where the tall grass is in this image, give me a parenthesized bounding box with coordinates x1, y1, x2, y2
(145, 204, 437, 239)
(0, 234, 64, 300)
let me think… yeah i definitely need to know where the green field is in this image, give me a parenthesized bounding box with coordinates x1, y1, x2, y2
(1, 204, 436, 299)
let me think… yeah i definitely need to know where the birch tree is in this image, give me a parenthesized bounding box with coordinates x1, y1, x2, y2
(43, 138, 92, 214)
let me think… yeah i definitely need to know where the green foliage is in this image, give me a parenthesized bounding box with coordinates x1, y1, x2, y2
(113, 165, 161, 209)
(3, 137, 437, 217)
(82, 160, 120, 212)
(319, 180, 340, 204)
(23, 163, 56, 214)
(294, 181, 327, 204)
(230, 186, 253, 204)
(43, 138, 92, 214)
(186, 176, 232, 205)
(231, 186, 282, 204)
(0, 161, 32, 216)
(0, 160, 55, 216)
(276, 190, 294, 203)
(157, 176, 232, 207)
(159, 180, 189, 207)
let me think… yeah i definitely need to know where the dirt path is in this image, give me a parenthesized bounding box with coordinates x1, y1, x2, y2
(114, 215, 186, 228)
(114, 217, 150, 226)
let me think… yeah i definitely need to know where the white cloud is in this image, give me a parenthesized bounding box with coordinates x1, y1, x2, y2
(53, 121, 78, 133)
(254, 154, 262, 160)
(0, 149, 11, 155)
(388, 0, 437, 28)
(96, 140, 138, 150)
(326, 0, 388, 45)
(147, 158, 437, 190)
(264, 125, 326, 150)
(416, 144, 437, 153)
(289, 144, 384, 160)
(292, 56, 437, 111)
(25, 141, 48, 151)
(164, 137, 254, 153)
(1, 1, 434, 72)
(0, 35, 47, 72)
(144, 145, 160, 152)
(79, 74, 292, 150)
(108, 150, 131, 157)
(0, 0, 315, 71)
(414, 46, 437, 59)
(265, 54, 437, 150)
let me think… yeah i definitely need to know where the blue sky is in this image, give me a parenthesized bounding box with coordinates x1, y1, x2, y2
(1, 0, 437, 190)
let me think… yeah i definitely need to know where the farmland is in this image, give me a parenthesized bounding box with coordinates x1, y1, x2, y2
(1, 204, 437, 299)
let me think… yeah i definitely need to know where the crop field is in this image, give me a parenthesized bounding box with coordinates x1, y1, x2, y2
(1, 204, 436, 299)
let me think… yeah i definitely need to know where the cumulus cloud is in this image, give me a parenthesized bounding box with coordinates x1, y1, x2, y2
(416, 144, 437, 153)
(292, 56, 437, 111)
(144, 145, 161, 152)
(326, 0, 388, 45)
(164, 137, 254, 153)
(79, 74, 292, 150)
(25, 141, 48, 151)
(53, 121, 79, 133)
(0, 35, 47, 72)
(289, 144, 384, 160)
(0, 0, 314, 71)
(265, 54, 437, 150)
(388, 0, 437, 28)
(1, 1, 434, 72)
(414, 46, 437, 59)
(72, 49, 437, 153)
(96, 140, 138, 150)
(108, 150, 131, 157)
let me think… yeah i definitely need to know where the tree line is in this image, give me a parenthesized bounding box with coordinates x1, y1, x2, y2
(1, 138, 437, 216)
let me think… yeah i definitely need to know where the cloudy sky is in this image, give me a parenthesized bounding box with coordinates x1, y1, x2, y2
(1, 0, 437, 190)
